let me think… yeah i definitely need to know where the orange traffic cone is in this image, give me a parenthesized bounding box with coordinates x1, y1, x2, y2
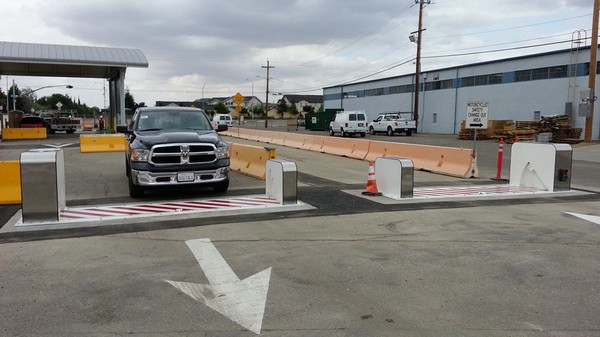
(362, 161, 382, 196)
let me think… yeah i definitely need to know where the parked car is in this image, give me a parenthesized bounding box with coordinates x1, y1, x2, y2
(19, 116, 46, 128)
(368, 112, 416, 136)
(212, 114, 233, 128)
(297, 118, 306, 126)
(328, 111, 367, 137)
(117, 107, 230, 197)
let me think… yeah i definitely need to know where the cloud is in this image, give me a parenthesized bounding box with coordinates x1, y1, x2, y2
(1, 0, 593, 108)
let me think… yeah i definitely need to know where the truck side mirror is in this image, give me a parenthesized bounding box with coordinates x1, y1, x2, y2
(116, 125, 130, 134)
(216, 124, 228, 132)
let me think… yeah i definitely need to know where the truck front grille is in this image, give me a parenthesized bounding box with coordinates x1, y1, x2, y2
(150, 143, 217, 165)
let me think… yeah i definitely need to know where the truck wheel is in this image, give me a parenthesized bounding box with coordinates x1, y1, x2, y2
(386, 127, 394, 136)
(360, 132, 366, 137)
(369, 127, 375, 135)
(66, 129, 75, 134)
(341, 128, 347, 137)
(128, 175, 144, 198)
(406, 130, 413, 136)
(329, 128, 335, 136)
(213, 179, 229, 193)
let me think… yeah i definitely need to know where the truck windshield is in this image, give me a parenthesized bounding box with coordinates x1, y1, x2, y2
(136, 110, 212, 131)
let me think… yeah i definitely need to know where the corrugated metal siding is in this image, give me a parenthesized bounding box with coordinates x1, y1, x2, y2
(0, 41, 148, 67)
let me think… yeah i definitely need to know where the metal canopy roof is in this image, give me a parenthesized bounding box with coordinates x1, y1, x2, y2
(0, 41, 148, 78)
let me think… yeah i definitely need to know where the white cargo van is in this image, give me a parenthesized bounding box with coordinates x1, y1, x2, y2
(212, 114, 233, 128)
(328, 111, 368, 137)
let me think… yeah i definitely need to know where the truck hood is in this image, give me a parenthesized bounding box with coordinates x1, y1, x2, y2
(133, 129, 224, 148)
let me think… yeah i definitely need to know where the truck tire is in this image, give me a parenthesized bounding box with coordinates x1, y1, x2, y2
(213, 179, 229, 193)
(128, 175, 144, 198)
(369, 126, 375, 135)
(406, 130, 413, 136)
(360, 132, 366, 137)
(329, 128, 335, 136)
(386, 127, 394, 136)
(341, 128, 347, 137)
(66, 129, 75, 134)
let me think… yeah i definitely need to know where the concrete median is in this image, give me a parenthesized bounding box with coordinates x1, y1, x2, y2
(0, 161, 21, 204)
(79, 134, 127, 153)
(1, 128, 47, 140)
(229, 143, 277, 179)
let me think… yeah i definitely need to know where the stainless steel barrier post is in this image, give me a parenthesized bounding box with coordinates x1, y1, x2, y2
(266, 159, 297, 205)
(20, 148, 66, 222)
(375, 157, 414, 199)
(553, 144, 572, 192)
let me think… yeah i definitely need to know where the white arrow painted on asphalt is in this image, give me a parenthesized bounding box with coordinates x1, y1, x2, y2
(564, 212, 600, 225)
(165, 238, 271, 335)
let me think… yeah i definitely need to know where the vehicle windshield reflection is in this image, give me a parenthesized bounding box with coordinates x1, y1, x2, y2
(136, 110, 212, 131)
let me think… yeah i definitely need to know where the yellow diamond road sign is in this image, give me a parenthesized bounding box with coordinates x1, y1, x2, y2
(233, 92, 245, 105)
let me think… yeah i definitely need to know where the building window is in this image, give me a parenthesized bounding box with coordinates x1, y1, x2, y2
(461, 76, 475, 87)
(515, 70, 531, 82)
(531, 67, 549, 80)
(433, 113, 437, 124)
(365, 88, 384, 96)
(489, 74, 503, 84)
(344, 91, 358, 98)
(549, 65, 568, 78)
(474, 75, 488, 86)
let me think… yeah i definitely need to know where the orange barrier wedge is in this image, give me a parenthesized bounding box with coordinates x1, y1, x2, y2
(80, 134, 127, 153)
(1, 128, 47, 140)
(0, 161, 21, 204)
(229, 143, 277, 179)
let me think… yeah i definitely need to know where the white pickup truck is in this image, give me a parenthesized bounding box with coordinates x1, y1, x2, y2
(368, 112, 416, 136)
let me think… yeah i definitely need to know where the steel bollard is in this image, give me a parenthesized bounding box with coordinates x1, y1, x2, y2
(266, 159, 297, 205)
(20, 148, 66, 222)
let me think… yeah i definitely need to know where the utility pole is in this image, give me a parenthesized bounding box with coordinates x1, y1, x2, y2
(585, 0, 599, 142)
(262, 60, 274, 128)
(412, 0, 430, 132)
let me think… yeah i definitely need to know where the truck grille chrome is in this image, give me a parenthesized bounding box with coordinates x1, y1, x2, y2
(150, 143, 217, 165)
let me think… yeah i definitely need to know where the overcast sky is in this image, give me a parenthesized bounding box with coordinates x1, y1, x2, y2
(0, 0, 594, 108)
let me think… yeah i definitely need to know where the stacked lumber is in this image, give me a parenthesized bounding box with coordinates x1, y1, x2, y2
(457, 116, 582, 143)
(458, 121, 489, 140)
(539, 115, 583, 144)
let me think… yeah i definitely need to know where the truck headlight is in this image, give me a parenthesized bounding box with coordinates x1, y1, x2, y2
(131, 149, 150, 162)
(215, 145, 230, 159)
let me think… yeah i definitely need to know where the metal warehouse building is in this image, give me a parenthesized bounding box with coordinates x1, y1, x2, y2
(323, 46, 600, 139)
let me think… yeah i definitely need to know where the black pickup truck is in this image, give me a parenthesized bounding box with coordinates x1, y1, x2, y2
(117, 107, 230, 197)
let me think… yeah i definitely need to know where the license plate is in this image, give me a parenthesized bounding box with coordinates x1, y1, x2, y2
(177, 172, 195, 182)
(358, 123, 364, 127)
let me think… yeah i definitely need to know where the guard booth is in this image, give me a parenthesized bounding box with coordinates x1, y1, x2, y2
(305, 109, 337, 131)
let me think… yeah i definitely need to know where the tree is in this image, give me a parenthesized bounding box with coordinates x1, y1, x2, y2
(251, 104, 264, 118)
(276, 100, 288, 117)
(0, 88, 6, 113)
(317, 104, 324, 112)
(289, 103, 299, 116)
(125, 89, 135, 110)
(213, 102, 229, 115)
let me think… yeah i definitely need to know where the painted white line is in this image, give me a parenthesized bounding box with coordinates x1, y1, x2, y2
(166, 238, 271, 335)
(564, 212, 600, 226)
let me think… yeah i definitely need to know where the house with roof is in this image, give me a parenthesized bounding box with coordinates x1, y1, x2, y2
(277, 94, 323, 118)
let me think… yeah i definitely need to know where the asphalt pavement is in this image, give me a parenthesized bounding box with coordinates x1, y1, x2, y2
(1, 126, 600, 336)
